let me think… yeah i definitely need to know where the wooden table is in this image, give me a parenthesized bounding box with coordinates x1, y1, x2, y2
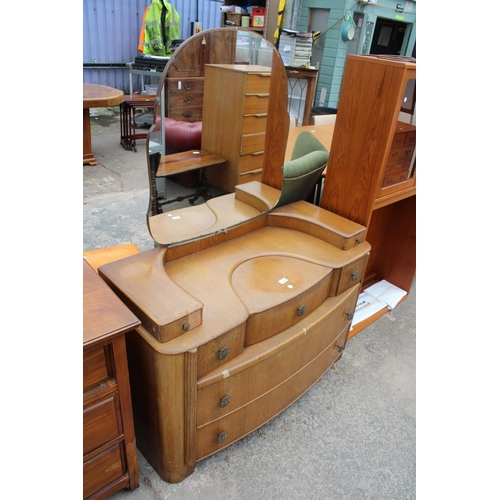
(83, 83, 124, 165)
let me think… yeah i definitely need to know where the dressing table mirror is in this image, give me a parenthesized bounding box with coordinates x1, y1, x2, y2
(145, 27, 291, 247)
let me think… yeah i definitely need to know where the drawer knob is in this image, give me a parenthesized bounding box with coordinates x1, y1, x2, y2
(346, 311, 354, 321)
(219, 396, 231, 408)
(182, 111, 192, 117)
(184, 83, 192, 90)
(351, 271, 359, 281)
(217, 432, 227, 443)
(297, 305, 306, 317)
(337, 344, 345, 353)
(182, 323, 191, 332)
(183, 96, 192, 103)
(218, 346, 229, 360)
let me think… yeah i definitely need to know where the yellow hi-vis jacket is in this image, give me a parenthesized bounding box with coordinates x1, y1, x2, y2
(139, 0, 180, 56)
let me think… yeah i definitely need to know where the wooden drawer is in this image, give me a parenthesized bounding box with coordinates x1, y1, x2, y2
(239, 152, 264, 173)
(245, 73, 271, 94)
(242, 114, 267, 135)
(169, 93, 204, 109)
(83, 344, 114, 393)
(168, 78, 204, 95)
(240, 132, 266, 155)
(405, 130, 416, 145)
(243, 95, 269, 115)
(196, 287, 357, 426)
(387, 144, 415, 166)
(83, 443, 126, 500)
(168, 107, 203, 122)
(336, 254, 369, 296)
(196, 328, 347, 460)
(197, 324, 246, 380)
(238, 170, 262, 184)
(83, 392, 122, 456)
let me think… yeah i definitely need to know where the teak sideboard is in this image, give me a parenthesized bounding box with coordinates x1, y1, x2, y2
(99, 201, 371, 483)
(83, 259, 141, 499)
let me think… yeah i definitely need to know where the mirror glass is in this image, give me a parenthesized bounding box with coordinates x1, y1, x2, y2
(145, 27, 288, 247)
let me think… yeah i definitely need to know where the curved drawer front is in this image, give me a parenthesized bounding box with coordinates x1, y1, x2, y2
(232, 255, 333, 346)
(196, 324, 246, 380)
(196, 335, 343, 460)
(196, 286, 357, 425)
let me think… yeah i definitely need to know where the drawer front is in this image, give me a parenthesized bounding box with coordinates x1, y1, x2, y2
(197, 324, 246, 380)
(83, 392, 122, 456)
(387, 144, 415, 166)
(238, 170, 262, 185)
(382, 168, 410, 188)
(238, 152, 264, 173)
(169, 93, 204, 109)
(83, 344, 114, 393)
(245, 273, 332, 346)
(196, 335, 341, 460)
(391, 132, 407, 148)
(83, 443, 125, 500)
(243, 95, 269, 115)
(405, 130, 416, 145)
(168, 78, 204, 95)
(336, 254, 369, 296)
(245, 73, 271, 94)
(240, 133, 266, 155)
(242, 114, 267, 135)
(168, 107, 203, 122)
(197, 289, 357, 425)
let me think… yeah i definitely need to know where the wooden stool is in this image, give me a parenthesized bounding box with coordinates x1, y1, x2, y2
(83, 243, 140, 272)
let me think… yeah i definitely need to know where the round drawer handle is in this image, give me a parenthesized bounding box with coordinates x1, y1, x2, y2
(218, 346, 229, 360)
(219, 396, 231, 408)
(351, 271, 359, 281)
(217, 431, 227, 443)
(182, 323, 191, 332)
(297, 305, 306, 317)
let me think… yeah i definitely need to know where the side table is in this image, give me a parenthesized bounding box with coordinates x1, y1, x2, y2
(83, 258, 141, 499)
(120, 94, 156, 152)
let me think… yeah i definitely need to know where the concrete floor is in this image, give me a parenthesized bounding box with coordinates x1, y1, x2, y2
(83, 107, 416, 500)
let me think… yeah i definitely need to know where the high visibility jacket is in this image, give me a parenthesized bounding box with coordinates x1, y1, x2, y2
(140, 0, 180, 56)
(138, 6, 150, 53)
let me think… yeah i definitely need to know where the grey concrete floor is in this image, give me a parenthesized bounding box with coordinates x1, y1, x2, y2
(83, 107, 416, 500)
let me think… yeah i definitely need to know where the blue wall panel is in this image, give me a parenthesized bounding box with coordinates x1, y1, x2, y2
(83, 0, 222, 92)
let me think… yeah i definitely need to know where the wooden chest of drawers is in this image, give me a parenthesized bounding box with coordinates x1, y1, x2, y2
(98, 201, 371, 483)
(83, 259, 141, 499)
(167, 77, 204, 122)
(382, 121, 416, 188)
(201, 64, 272, 192)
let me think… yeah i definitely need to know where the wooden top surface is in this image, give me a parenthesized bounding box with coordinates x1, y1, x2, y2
(157, 150, 227, 177)
(83, 83, 124, 109)
(204, 64, 271, 74)
(285, 123, 335, 162)
(83, 259, 140, 346)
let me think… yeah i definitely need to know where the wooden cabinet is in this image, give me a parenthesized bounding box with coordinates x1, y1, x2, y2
(83, 259, 141, 500)
(98, 200, 371, 483)
(320, 54, 416, 336)
(285, 66, 319, 126)
(167, 77, 204, 122)
(201, 64, 272, 192)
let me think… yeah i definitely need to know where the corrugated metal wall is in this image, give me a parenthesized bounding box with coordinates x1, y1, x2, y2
(83, 0, 223, 92)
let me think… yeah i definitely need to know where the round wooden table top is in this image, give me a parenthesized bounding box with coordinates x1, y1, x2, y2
(83, 83, 124, 109)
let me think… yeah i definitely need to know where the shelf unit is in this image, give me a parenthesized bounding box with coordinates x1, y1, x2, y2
(320, 54, 416, 338)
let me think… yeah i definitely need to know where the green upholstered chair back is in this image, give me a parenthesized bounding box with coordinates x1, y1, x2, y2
(274, 131, 329, 208)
